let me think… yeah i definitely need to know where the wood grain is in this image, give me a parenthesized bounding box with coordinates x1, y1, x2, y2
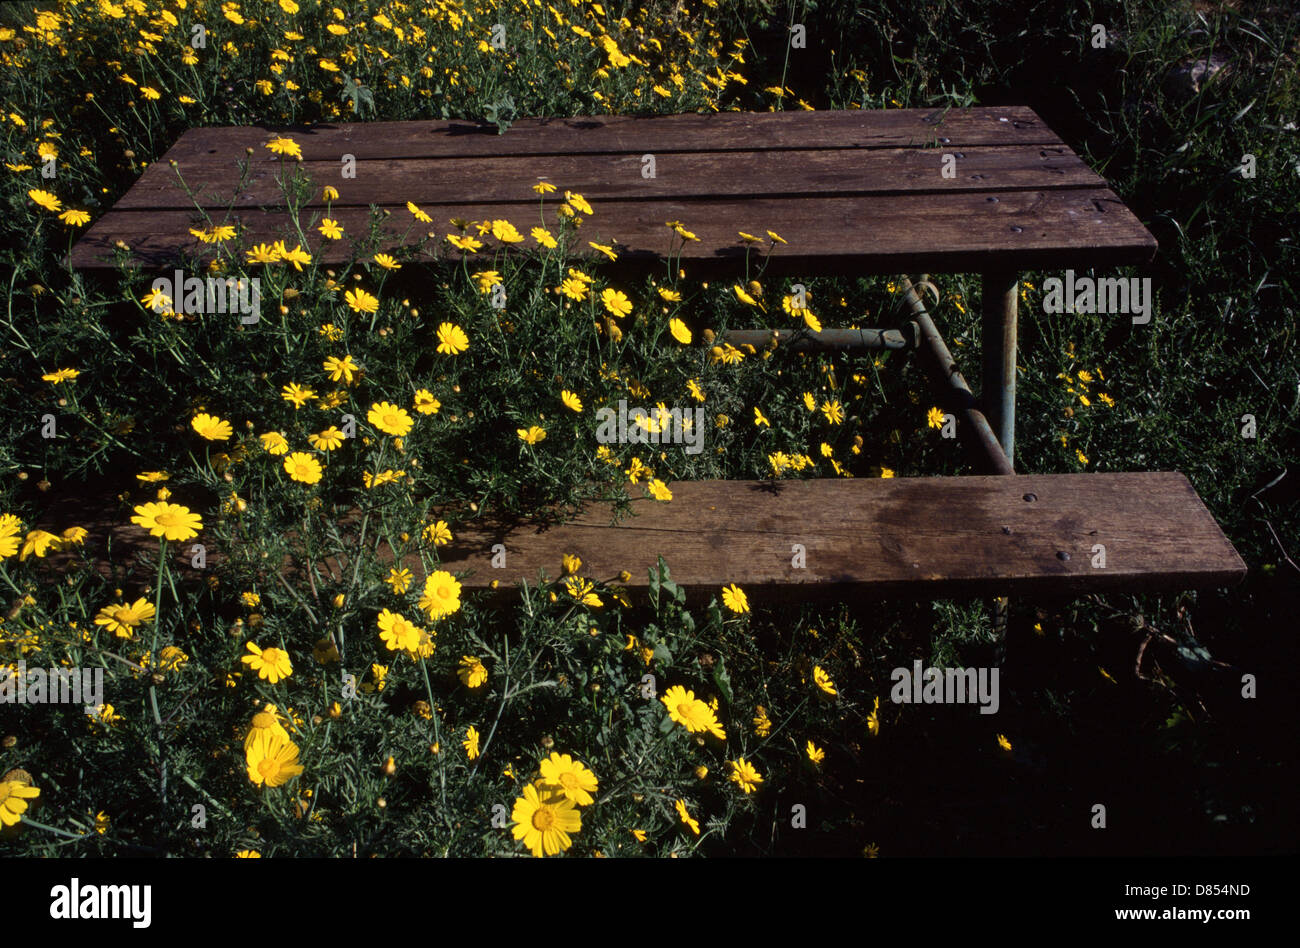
(71, 107, 1158, 274)
(69, 188, 1157, 274)
(40, 474, 1246, 603)
(155, 108, 1065, 164)
(118, 145, 1103, 210)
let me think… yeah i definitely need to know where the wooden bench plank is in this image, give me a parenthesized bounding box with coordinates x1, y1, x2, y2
(69, 188, 1157, 274)
(117, 145, 1103, 211)
(430, 472, 1245, 598)
(43, 473, 1244, 601)
(155, 107, 1065, 165)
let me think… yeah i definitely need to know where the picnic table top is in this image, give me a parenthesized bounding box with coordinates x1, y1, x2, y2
(70, 107, 1158, 275)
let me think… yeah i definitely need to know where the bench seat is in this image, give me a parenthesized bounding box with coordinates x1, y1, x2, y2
(433, 472, 1245, 598)
(46, 473, 1245, 602)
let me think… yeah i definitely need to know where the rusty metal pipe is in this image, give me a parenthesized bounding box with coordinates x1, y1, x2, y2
(980, 271, 1019, 467)
(898, 276, 1014, 476)
(721, 325, 919, 352)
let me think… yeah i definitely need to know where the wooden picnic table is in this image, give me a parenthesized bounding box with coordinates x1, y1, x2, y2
(71, 107, 1158, 465)
(68, 108, 1244, 602)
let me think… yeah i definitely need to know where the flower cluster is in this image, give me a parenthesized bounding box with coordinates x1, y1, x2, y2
(511, 752, 599, 857)
(662, 685, 727, 740)
(244, 708, 305, 788)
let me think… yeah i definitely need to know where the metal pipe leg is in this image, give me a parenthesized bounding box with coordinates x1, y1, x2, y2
(981, 271, 1019, 660)
(900, 276, 1013, 476)
(981, 271, 1018, 468)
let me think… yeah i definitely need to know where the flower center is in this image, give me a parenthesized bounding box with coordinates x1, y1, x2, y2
(262, 648, 282, 664)
(258, 759, 279, 779)
(677, 702, 694, 720)
(532, 806, 556, 831)
(560, 772, 578, 789)
(155, 511, 179, 527)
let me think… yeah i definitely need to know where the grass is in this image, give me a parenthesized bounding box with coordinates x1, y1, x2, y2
(0, 0, 1295, 857)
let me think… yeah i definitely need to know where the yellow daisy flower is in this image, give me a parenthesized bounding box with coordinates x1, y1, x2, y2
(812, 665, 837, 696)
(241, 641, 293, 684)
(511, 782, 580, 856)
(728, 758, 764, 794)
(130, 502, 202, 542)
(436, 322, 469, 355)
(191, 413, 232, 441)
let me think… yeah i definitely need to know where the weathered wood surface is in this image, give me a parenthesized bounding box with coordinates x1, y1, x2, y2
(148, 108, 1069, 163)
(70, 107, 1157, 273)
(116, 145, 1105, 209)
(70, 190, 1155, 275)
(38, 473, 1246, 602)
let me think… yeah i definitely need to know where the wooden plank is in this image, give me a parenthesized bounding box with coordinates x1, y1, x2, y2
(118, 145, 1102, 210)
(42, 473, 1245, 602)
(69, 188, 1158, 274)
(155, 107, 1064, 165)
(428, 472, 1246, 598)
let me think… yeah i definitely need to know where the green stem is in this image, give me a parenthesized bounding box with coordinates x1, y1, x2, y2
(20, 817, 90, 840)
(0, 563, 27, 599)
(180, 773, 233, 817)
(147, 539, 168, 728)
(472, 631, 512, 770)
(149, 539, 167, 669)
(418, 659, 451, 824)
